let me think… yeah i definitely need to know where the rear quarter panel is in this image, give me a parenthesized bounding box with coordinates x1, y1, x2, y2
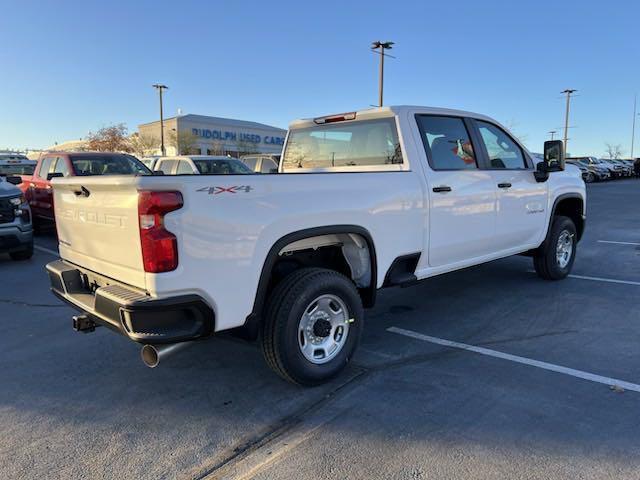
(138, 172, 425, 331)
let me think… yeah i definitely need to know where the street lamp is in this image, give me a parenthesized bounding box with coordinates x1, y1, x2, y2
(152, 84, 169, 156)
(371, 41, 394, 107)
(561, 89, 577, 154)
(631, 95, 638, 159)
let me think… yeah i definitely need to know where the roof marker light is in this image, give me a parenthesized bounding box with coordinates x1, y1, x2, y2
(313, 112, 357, 124)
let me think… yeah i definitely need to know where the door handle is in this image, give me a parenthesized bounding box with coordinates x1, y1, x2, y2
(497, 182, 512, 189)
(432, 186, 452, 193)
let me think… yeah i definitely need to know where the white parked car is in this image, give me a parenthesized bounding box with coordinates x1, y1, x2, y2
(153, 155, 252, 175)
(46, 106, 586, 385)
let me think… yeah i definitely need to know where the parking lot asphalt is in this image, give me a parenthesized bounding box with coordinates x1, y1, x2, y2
(1, 179, 639, 480)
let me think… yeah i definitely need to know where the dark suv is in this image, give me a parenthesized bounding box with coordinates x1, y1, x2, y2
(0, 175, 33, 260)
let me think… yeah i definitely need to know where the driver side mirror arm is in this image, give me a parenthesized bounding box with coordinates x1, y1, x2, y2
(534, 161, 549, 183)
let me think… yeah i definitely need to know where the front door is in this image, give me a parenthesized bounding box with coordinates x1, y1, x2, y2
(415, 115, 497, 268)
(474, 120, 548, 250)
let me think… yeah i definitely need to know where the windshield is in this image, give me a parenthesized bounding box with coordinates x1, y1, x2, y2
(282, 118, 403, 170)
(70, 154, 152, 176)
(193, 159, 252, 174)
(0, 164, 35, 175)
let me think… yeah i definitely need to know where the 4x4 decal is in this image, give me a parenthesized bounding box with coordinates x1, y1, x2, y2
(196, 185, 253, 195)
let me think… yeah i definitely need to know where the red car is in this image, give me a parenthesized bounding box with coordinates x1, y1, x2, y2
(19, 152, 151, 230)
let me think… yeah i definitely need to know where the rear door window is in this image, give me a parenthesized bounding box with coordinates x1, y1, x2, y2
(416, 116, 477, 170)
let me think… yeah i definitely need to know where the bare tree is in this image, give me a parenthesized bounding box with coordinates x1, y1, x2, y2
(234, 138, 259, 157)
(168, 129, 199, 155)
(129, 132, 159, 158)
(85, 123, 132, 152)
(604, 143, 624, 159)
(503, 118, 529, 144)
(208, 140, 225, 155)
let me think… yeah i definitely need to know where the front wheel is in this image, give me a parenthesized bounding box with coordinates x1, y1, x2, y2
(533, 215, 577, 280)
(584, 172, 594, 183)
(261, 268, 363, 385)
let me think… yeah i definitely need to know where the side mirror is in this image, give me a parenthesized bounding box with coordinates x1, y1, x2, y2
(47, 172, 64, 181)
(6, 175, 22, 185)
(543, 140, 565, 172)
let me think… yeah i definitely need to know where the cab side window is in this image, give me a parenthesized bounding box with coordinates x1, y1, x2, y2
(243, 157, 258, 171)
(476, 121, 527, 169)
(156, 159, 177, 175)
(416, 116, 477, 170)
(52, 157, 70, 176)
(260, 158, 278, 173)
(175, 160, 194, 174)
(38, 157, 54, 178)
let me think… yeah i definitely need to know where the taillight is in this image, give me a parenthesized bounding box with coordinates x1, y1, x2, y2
(138, 191, 183, 273)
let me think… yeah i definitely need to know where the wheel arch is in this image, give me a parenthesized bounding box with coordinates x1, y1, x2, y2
(551, 193, 585, 241)
(242, 225, 378, 339)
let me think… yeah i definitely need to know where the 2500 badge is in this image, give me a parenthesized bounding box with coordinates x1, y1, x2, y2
(196, 185, 253, 195)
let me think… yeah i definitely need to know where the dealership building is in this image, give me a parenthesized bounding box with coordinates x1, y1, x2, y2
(138, 114, 287, 157)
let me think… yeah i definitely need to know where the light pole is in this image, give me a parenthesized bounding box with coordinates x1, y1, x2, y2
(561, 89, 577, 154)
(549, 130, 557, 140)
(371, 41, 394, 107)
(631, 95, 637, 159)
(153, 84, 168, 156)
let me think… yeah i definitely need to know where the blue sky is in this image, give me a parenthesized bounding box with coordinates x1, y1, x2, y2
(1, 0, 638, 156)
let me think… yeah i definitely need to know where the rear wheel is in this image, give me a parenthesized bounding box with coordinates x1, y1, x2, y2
(261, 268, 363, 385)
(533, 215, 576, 280)
(584, 172, 594, 183)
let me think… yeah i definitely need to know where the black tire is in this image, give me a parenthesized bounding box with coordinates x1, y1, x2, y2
(260, 267, 364, 385)
(585, 172, 594, 183)
(10, 240, 34, 261)
(533, 215, 576, 280)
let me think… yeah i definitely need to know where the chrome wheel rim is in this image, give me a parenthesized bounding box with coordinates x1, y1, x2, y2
(298, 294, 350, 365)
(556, 230, 574, 269)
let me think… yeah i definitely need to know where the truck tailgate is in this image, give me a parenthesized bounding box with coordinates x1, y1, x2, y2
(53, 177, 146, 289)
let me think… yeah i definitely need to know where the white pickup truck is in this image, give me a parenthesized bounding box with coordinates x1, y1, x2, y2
(46, 106, 586, 385)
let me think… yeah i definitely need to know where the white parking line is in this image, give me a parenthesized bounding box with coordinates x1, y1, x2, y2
(34, 244, 58, 256)
(598, 240, 640, 246)
(388, 326, 640, 393)
(527, 270, 640, 286)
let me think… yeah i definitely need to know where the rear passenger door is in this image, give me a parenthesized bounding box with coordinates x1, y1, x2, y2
(416, 115, 497, 268)
(472, 120, 547, 251)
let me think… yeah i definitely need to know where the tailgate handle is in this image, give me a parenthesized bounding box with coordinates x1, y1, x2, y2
(73, 186, 91, 197)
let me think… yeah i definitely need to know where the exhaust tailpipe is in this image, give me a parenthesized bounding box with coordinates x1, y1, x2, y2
(141, 342, 191, 368)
